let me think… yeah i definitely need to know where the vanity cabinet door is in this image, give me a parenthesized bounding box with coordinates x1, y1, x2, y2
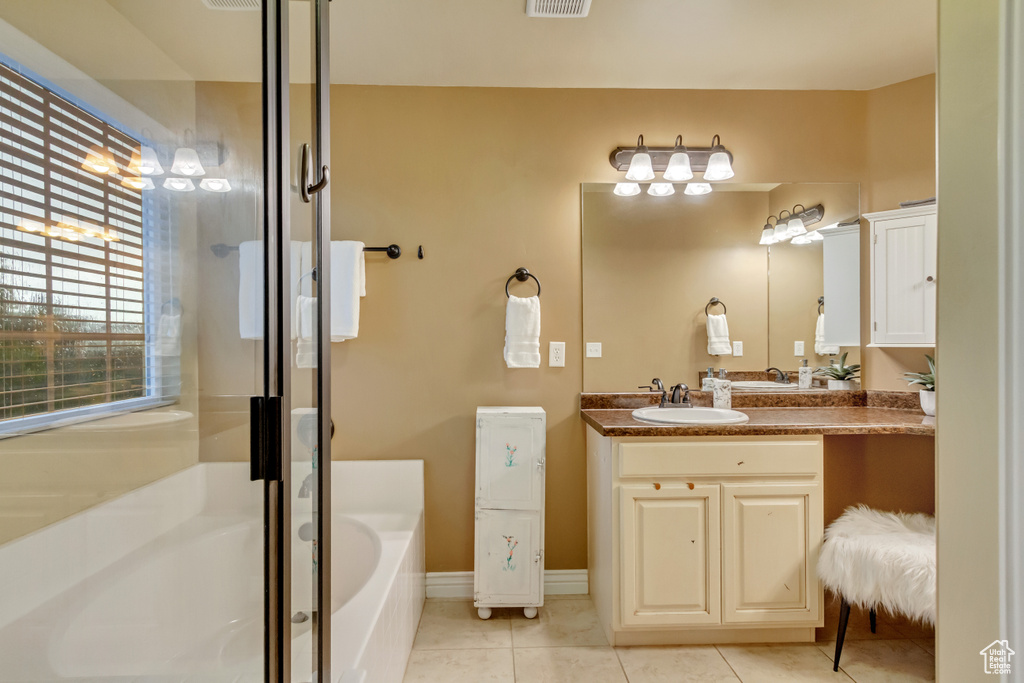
(476, 413, 545, 511)
(619, 484, 721, 627)
(721, 483, 822, 625)
(870, 208, 937, 346)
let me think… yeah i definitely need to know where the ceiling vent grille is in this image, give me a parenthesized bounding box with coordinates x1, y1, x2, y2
(201, 0, 260, 10)
(526, 0, 592, 18)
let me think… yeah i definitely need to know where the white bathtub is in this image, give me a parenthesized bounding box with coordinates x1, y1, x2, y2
(0, 461, 425, 682)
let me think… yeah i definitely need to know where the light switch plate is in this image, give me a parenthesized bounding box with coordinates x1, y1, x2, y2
(732, 341, 743, 356)
(586, 342, 602, 358)
(549, 341, 565, 367)
(794, 341, 805, 356)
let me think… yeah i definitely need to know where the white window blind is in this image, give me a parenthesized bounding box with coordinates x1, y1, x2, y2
(0, 61, 154, 423)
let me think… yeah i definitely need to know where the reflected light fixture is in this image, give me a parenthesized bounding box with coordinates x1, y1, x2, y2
(808, 230, 824, 241)
(127, 145, 164, 176)
(684, 182, 712, 196)
(81, 145, 118, 174)
(164, 177, 196, 192)
(613, 182, 641, 196)
(624, 135, 655, 181)
(199, 178, 231, 193)
(760, 203, 825, 245)
(662, 135, 693, 181)
(787, 204, 809, 236)
(759, 219, 777, 245)
(121, 176, 155, 191)
(791, 234, 813, 245)
(170, 146, 205, 176)
(647, 182, 675, 197)
(702, 135, 735, 181)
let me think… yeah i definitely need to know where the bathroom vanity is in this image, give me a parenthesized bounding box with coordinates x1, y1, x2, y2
(582, 391, 934, 646)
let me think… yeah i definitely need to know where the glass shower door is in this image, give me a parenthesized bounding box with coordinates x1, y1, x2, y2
(0, 1, 329, 680)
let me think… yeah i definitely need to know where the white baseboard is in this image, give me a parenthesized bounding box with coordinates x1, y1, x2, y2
(425, 569, 588, 599)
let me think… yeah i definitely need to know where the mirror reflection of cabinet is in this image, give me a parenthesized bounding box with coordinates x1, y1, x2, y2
(866, 205, 937, 347)
(819, 222, 861, 346)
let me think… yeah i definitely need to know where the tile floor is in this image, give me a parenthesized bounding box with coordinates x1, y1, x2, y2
(402, 594, 934, 682)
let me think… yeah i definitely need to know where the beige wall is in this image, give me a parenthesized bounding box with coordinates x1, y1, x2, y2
(767, 183, 861, 370)
(936, 1, 1001, 679)
(316, 83, 929, 573)
(582, 187, 770, 391)
(861, 75, 937, 390)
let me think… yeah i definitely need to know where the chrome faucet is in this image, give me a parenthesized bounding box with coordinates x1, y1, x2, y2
(670, 383, 692, 407)
(639, 378, 669, 407)
(765, 367, 791, 384)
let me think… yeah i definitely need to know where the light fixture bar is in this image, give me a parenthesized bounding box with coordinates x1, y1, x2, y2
(789, 203, 825, 227)
(609, 145, 733, 173)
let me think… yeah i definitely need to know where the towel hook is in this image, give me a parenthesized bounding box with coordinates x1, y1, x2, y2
(818, 296, 824, 315)
(506, 267, 541, 298)
(705, 297, 727, 315)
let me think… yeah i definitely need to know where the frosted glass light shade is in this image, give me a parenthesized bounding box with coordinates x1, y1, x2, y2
(128, 145, 163, 176)
(791, 234, 813, 245)
(163, 177, 195, 192)
(787, 216, 807, 236)
(122, 176, 155, 190)
(625, 151, 655, 181)
(170, 147, 205, 176)
(759, 226, 775, 245)
(808, 230, 824, 241)
(613, 182, 641, 196)
(663, 151, 693, 181)
(647, 182, 675, 197)
(773, 223, 789, 241)
(684, 182, 712, 196)
(200, 178, 231, 193)
(82, 145, 118, 174)
(703, 151, 734, 181)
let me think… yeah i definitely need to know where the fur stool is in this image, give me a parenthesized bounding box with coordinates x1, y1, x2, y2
(817, 505, 936, 671)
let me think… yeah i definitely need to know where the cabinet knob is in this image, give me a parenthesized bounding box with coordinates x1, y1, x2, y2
(535, 551, 543, 563)
(536, 459, 546, 470)
(926, 276, 935, 283)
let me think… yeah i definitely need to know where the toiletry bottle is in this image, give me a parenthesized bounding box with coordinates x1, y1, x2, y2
(719, 368, 728, 380)
(702, 367, 716, 391)
(798, 359, 812, 389)
(713, 375, 732, 410)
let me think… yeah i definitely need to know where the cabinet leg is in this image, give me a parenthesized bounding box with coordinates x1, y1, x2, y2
(477, 607, 492, 620)
(523, 606, 538, 619)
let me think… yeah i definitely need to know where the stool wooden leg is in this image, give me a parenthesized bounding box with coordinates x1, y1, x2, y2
(869, 608, 877, 634)
(834, 598, 852, 672)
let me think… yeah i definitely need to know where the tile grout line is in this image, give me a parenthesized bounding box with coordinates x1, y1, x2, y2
(813, 641, 857, 681)
(712, 644, 745, 682)
(611, 646, 631, 682)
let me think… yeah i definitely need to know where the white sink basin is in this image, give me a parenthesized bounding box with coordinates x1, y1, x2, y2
(731, 381, 799, 391)
(631, 406, 749, 425)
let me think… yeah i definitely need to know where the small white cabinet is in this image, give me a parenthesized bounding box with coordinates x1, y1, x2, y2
(474, 407, 545, 619)
(866, 205, 937, 347)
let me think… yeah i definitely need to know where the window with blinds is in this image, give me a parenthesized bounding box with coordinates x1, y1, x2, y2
(0, 61, 168, 427)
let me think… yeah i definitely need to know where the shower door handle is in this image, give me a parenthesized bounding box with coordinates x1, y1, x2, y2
(250, 395, 283, 482)
(299, 142, 330, 203)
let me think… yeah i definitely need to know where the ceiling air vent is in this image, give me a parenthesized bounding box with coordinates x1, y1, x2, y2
(526, 0, 592, 18)
(201, 0, 260, 10)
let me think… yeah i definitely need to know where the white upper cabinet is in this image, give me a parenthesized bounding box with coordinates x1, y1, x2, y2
(866, 205, 937, 347)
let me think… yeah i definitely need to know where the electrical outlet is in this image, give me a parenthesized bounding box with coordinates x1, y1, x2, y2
(732, 341, 743, 356)
(549, 341, 565, 367)
(586, 342, 602, 358)
(794, 341, 805, 356)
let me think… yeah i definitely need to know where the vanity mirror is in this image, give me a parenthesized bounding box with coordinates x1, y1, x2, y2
(581, 182, 860, 392)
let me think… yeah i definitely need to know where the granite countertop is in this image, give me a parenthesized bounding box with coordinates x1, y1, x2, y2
(581, 391, 935, 437)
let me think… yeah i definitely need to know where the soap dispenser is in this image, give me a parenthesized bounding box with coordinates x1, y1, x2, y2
(702, 367, 716, 391)
(713, 369, 732, 410)
(798, 359, 813, 389)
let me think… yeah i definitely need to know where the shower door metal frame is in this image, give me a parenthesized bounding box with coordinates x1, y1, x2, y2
(259, 0, 333, 680)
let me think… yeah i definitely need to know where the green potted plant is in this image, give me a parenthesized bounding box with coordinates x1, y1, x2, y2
(814, 352, 861, 390)
(904, 354, 936, 416)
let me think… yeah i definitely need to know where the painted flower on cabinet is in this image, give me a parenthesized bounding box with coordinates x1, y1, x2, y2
(502, 535, 518, 571)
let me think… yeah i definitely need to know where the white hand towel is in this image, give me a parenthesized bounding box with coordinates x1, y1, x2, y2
(706, 313, 732, 356)
(815, 313, 840, 356)
(294, 295, 317, 368)
(239, 240, 305, 340)
(504, 295, 541, 368)
(330, 241, 365, 342)
(155, 314, 181, 356)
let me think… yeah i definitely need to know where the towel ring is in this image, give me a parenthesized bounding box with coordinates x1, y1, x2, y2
(506, 267, 541, 298)
(705, 297, 726, 315)
(818, 296, 824, 315)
